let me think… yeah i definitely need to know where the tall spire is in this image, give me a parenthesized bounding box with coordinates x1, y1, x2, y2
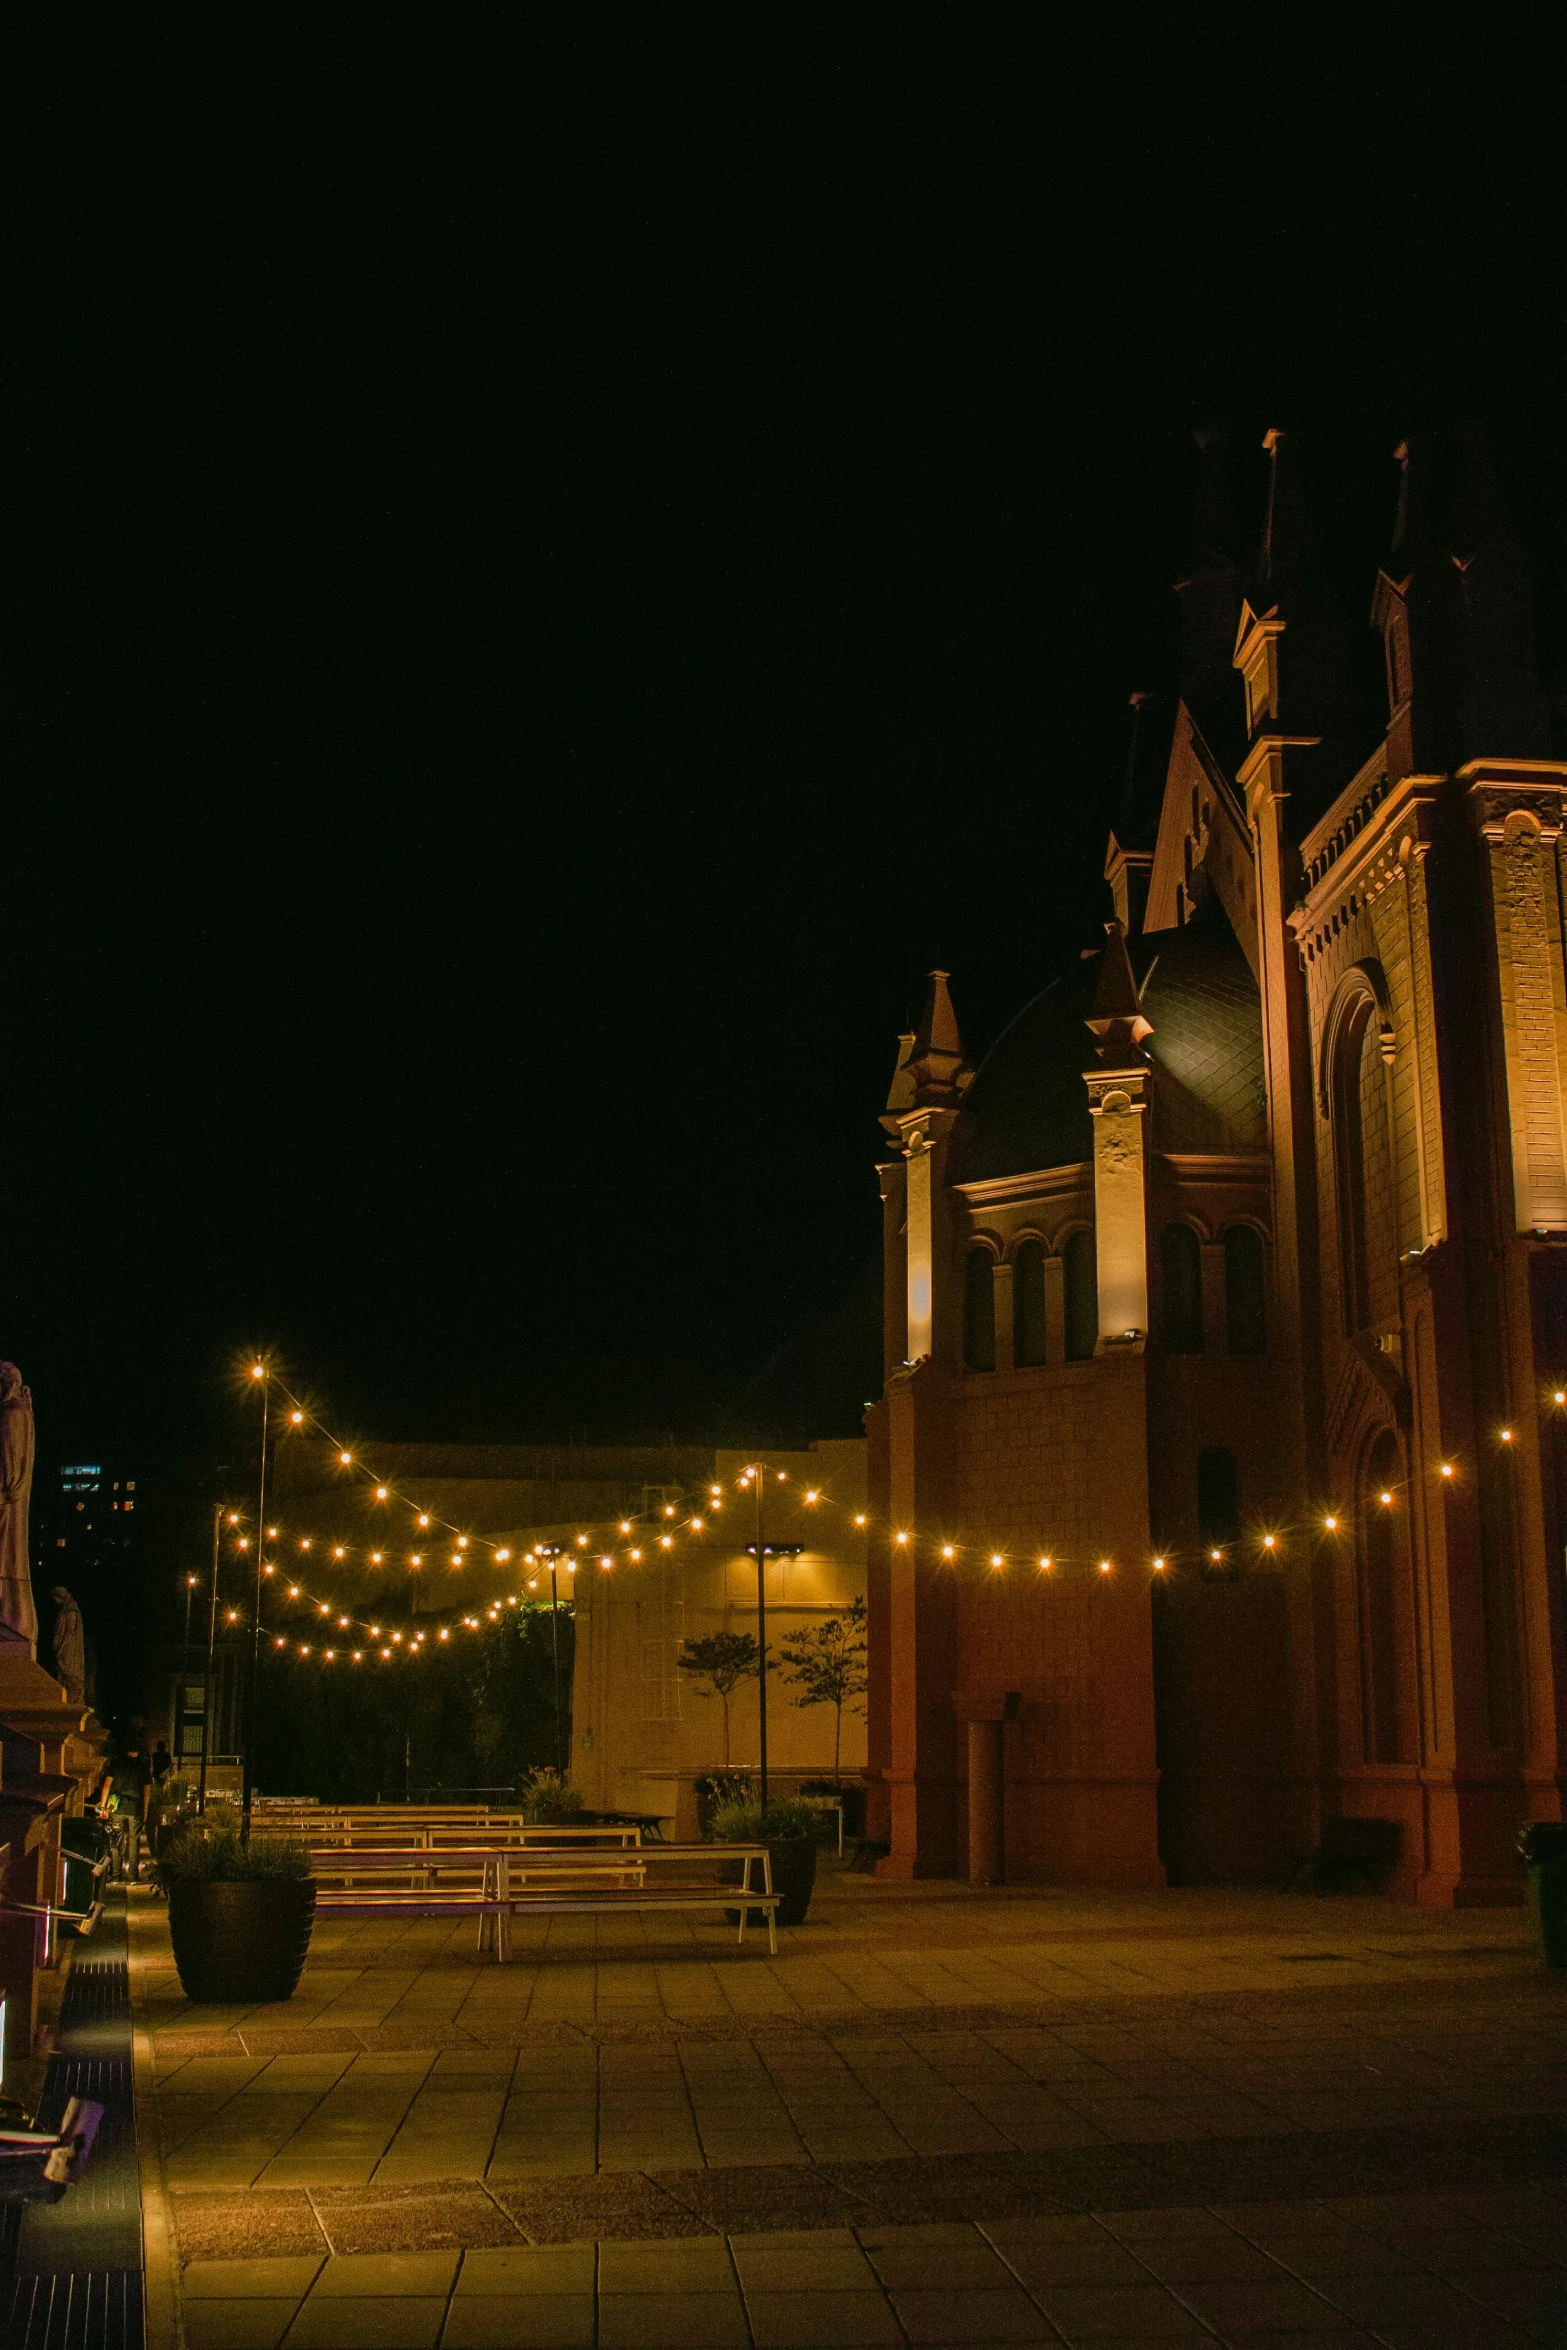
(1258, 427, 1318, 593)
(1104, 692, 1170, 933)
(1174, 426, 1254, 751)
(1378, 422, 1549, 773)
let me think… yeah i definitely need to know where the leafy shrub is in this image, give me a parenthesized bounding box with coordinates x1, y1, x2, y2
(517, 1768, 584, 1823)
(709, 1798, 822, 1843)
(154, 1814, 312, 1887)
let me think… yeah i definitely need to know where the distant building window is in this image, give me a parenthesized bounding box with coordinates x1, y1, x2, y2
(1197, 1447, 1241, 1567)
(1161, 1225, 1204, 1353)
(1013, 1239, 1048, 1367)
(1224, 1225, 1267, 1355)
(1063, 1230, 1097, 1362)
(964, 1247, 996, 1372)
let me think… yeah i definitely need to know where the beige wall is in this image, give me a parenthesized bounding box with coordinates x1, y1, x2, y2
(569, 1441, 868, 1836)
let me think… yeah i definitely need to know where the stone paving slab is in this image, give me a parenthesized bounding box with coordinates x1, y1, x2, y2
(127, 1874, 1567, 2345)
(165, 2191, 1567, 2348)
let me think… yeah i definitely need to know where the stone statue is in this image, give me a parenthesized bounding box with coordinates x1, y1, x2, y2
(50, 1585, 86, 1705)
(0, 1360, 38, 1656)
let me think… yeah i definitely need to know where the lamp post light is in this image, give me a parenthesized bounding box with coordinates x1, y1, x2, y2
(198, 1506, 224, 1815)
(537, 1546, 567, 1776)
(746, 1465, 770, 1812)
(241, 1364, 270, 1838)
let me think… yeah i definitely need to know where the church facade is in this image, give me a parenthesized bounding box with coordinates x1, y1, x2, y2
(865, 425, 1567, 1906)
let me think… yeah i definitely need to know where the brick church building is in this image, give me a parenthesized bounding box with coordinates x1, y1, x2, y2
(865, 425, 1567, 1905)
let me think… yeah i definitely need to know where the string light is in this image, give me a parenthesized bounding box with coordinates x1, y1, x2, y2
(1441, 1463, 1454, 1478)
(1098, 1560, 1112, 1574)
(1153, 1555, 1166, 1571)
(1323, 1515, 1339, 1532)
(941, 1545, 956, 1561)
(989, 1552, 1004, 1570)
(1500, 1428, 1514, 1444)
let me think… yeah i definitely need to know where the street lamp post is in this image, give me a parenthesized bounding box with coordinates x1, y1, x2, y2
(749, 1465, 769, 1813)
(240, 1365, 270, 1838)
(198, 1506, 223, 1815)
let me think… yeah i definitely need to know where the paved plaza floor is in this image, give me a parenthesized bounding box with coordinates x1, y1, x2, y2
(128, 1866, 1567, 2348)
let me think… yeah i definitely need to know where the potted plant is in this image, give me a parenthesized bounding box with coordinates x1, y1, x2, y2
(710, 1796, 821, 1927)
(155, 1810, 315, 2003)
(516, 1768, 585, 1824)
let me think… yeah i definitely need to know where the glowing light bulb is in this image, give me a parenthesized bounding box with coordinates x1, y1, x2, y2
(1263, 1534, 1277, 1550)
(576, 1534, 589, 1547)
(288, 1585, 300, 1598)
(411, 1554, 422, 1567)
(710, 1486, 721, 1499)
(325, 1649, 335, 1661)
(227, 1513, 239, 1524)
(1440, 1462, 1454, 1477)
(334, 1546, 346, 1560)
(300, 1538, 312, 1551)
(777, 1471, 787, 1482)
(659, 1535, 673, 1550)
(619, 1520, 631, 1534)
(353, 1651, 362, 1662)
(267, 1526, 278, 1538)
(1324, 1515, 1339, 1532)
(319, 1602, 329, 1615)
(1153, 1555, 1166, 1570)
(299, 1644, 310, 1656)
(457, 1536, 469, 1549)
(274, 1636, 285, 1647)
(370, 1552, 383, 1566)
(630, 1547, 642, 1562)
(439, 1628, 449, 1641)
(989, 1553, 1005, 1570)
(237, 1536, 249, 1549)
(392, 1632, 402, 1644)
(338, 1615, 349, 1628)
(370, 1624, 380, 1636)
(1379, 1491, 1393, 1506)
(418, 1513, 430, 1529)
(290, 1410, 303, 1425)
(1210, 1548, 1222, 1563)
(941, 1545, 955, 1561)
(854, 1514, 867, 1528)
(339, 1452, 352, 1465)
(528, 1577, 538, 1589)
(805, 1489, 819, 1503)
(226, 1607, 239, 1621)
(894, 1530, 908, 1545)
(1098, 1560, 1112, 1574)
(375, 1486, 388, 1501)
(691, 1516, 704, 1531)
(496, 1548, 511, 1563)
(263, 1563, 275, 1577)
(1038, 1556, 1052, 1572)
(250, 1364, 265, 1380)
(1556, 1391, 1566, 1406)
(1501, 1428, 1514, 1443)
(663, 1504, 675, 1517)
(600, 1556, 613, 1569)
(381, 1648, 390, 1660)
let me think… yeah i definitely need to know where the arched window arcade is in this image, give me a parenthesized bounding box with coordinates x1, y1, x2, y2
(1013, 1239, 1048, 1367)
(1161, 1224, 1204, 1353)
(963, 1246, 996, 1372)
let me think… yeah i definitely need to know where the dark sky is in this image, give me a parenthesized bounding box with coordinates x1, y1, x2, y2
(9, 12, 1566, 1468)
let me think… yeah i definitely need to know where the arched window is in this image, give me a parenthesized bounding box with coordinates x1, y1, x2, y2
(1329, 973, 1399, 1338)
(1063, 1230, 1097, 1362)
(1161, 1225, 1204, 1353)
(1013, 1239, 1048, 1367)
(963, 1247, 996, 1372)
(1224, 1225, 1266, 1355)
(1197, 1447, 1241, 1573)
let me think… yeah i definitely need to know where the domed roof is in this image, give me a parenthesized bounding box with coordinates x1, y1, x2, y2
(949, 902, 1266, 1185)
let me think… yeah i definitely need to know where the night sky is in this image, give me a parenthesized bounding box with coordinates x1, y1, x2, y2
(10, 14, 1566, 1474)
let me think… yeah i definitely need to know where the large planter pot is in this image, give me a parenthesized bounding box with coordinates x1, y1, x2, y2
(722, 1837, 817, 1929)
(168, 1879, 316, 2003)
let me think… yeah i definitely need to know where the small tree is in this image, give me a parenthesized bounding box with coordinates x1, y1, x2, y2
(780, 1596, 868, 1783)
(676, 1631, 761, 1767)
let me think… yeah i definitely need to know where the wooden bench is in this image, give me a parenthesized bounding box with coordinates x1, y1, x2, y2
(310, 1841, 782, 1957)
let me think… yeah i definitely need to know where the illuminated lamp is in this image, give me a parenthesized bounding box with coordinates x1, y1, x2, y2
(1098, 1560, 1112, 1574)
(339, 1451, 351, 1466)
